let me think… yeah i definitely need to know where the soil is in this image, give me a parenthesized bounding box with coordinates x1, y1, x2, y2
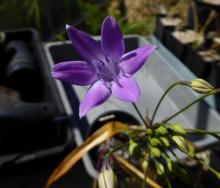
(161, 17, 182, 27)
(198, 50, 220, 62)
(172, 30, 199, 44)
(201, 0, 220, 6)
(0, 85, 23, 110)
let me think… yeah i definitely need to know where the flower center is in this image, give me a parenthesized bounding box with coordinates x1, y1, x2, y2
(96, 56, 120, 82)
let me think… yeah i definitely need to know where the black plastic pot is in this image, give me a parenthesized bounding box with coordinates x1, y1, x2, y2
(165, 31, 186, 60)
(88, 111, 139, 166)
(155, 15, 166, 42)
(208, 62, 220, 112)
(188, 1, 220, 33)
(183, 45, 213, 78)
(0, 29, 73, 165)
(209, 62, 220, 88)
(195, 0, 220, 11)
(155, 15, 179, 43)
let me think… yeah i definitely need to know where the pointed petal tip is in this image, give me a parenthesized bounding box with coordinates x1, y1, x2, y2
(79, 105, 85, 119)
(79, 112, 84, 119)
(104, 16, 115, 22)
(51, 68, 59, 78)
(51, 71, 56, 78)
(146, 45, 157, 51)
(152, 45, 157, 50)
(66, 24, 71, 30)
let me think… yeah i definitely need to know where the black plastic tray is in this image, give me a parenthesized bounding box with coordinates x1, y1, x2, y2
(0, 29, 73, 166)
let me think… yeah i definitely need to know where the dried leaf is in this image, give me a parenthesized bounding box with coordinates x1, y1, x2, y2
(114, 155, 163, 188)
(45, 121, 128, 188)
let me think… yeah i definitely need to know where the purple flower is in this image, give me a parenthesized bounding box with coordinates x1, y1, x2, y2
(52, 16, 156, 118)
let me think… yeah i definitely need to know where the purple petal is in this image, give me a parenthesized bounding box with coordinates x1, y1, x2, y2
(79, 81, 111, 118)
(51, 61, 97, 86)
(119, 45, 156, 75)
(101, 16, 124, 61)
(112, 77, 140, 102)
(66, 24, 103, 65)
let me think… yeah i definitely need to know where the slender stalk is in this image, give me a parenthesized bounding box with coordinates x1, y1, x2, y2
(142, 154, 151, 188)
(150, 81, 181, 126)
(162, 90, 217, 123)
(132, 103, 149, 128)
(186, 128, 220, 140)
(186, 128, 220, 135)
(164, 174, 172, 188)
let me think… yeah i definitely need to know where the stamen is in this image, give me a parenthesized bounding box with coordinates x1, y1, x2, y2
(104, 82, 112, 93)
(105, 55, 110, 63)
(115, 78, 123, 88)
(100, 60, 105, 66)
(118, 65, 130, 78)
(97, 72, 113, 80)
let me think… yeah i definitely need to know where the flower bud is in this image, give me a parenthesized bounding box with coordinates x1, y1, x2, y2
(163, 155, 173, 172)
(146, 128, 153, 135)
(140, 160, 149, 172)
(172, 136, 195, 157)
(188, 79, 215, 94)
(98, 162, 117, 188)
(168, 124, 186, 135)
(160, 137, 170, 147)
(149, 137, 161, 146)
(154, 161, 165, 176)
(155, 126, 168, 136)
(150, 146, 161, 158)
(167, 159, 173, 172)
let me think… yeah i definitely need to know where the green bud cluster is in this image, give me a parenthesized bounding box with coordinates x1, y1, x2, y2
(147, 125, 170, 158)
(147, 123, 194, 158)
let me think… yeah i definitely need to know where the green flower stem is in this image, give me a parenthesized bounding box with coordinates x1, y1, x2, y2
(132, 102, 149, 128)
(164, 174, 172, 188)
(150, 81, 182, 127)
(186, 128, 220, 140)
(142, 153, 151, 188)
(106, 131, 148, 158)
(162, 90, 217, 124)
(168, 148, 183, 164)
